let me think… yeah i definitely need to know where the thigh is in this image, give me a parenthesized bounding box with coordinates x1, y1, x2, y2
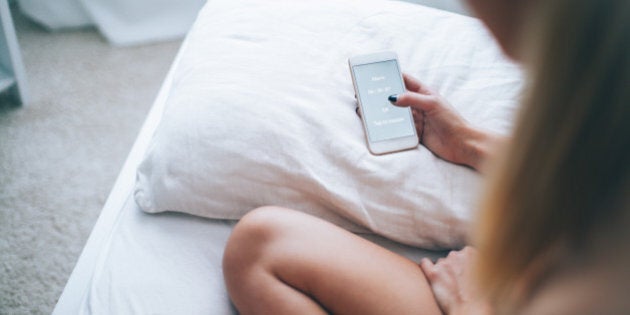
(232, 207, 442, 315)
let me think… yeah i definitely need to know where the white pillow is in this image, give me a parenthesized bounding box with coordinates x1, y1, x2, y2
(134, 0, 523, 249)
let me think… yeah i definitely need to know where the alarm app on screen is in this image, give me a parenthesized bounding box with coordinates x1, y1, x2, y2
(353, 60, 415, 142)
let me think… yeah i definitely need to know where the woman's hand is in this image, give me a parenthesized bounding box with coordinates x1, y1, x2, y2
(390, 74, 504, 172)
(420, 247, 492, 315)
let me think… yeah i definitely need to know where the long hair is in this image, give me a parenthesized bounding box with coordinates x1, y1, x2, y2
(475, 0, 629, 309)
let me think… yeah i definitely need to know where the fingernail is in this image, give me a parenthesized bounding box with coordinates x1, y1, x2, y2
(388, 94, 398, 103)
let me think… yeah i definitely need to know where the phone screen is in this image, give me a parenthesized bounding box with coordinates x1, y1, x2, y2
(352, 60, 415, 142)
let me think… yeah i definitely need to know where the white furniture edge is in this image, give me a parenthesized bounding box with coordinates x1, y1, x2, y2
(52, 37, 188, 315)
(0, 0, 28, 104)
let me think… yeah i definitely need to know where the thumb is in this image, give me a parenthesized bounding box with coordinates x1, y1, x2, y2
(389, 92, 437, 112)
(420, 258, 436, 279)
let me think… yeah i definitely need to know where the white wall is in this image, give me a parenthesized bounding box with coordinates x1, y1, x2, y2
(398, 0, 471, 16)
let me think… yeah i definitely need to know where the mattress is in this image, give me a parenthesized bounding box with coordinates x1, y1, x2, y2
(53, 35, 445, 315)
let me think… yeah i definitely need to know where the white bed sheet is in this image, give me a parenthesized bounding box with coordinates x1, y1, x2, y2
(81, 187, 444, 314)
(85, 191, 238, 314)
(54, 35, 445, 315)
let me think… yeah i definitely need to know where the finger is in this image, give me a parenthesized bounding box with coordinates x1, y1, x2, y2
(420, 258, 435, 272)
(411, 109, 424, 139)
(389, 92, 438, 112)
(463, 246, 477, 255)
(402, 73, 422, 93)
(403, 73, 432, 94)
(419, 258, 436, 280)
(411, 108, 422, 122)
(420, 258, 434, 270)
(436, 257, 445, 266)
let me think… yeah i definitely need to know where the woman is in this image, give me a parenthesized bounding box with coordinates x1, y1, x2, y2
(223, 0, 629, 313)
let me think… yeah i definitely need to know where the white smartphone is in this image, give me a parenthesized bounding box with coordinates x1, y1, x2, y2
(348, 51, 419, 155)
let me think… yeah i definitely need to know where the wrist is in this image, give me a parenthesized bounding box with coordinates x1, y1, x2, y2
(458, 126, 501, 172)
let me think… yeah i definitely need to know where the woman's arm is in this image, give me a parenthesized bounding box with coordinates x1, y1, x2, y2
(390, 74, 506, 173)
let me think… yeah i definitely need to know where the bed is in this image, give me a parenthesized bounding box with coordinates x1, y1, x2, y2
(53, 0, 522, 313)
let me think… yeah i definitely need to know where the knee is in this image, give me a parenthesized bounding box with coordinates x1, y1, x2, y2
(222, 206, 294, 283)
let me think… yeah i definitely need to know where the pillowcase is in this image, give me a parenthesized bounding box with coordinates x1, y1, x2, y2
(134, 0, 523, 249)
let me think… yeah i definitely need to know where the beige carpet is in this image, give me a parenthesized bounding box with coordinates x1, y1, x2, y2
(0, 6, 181, 314)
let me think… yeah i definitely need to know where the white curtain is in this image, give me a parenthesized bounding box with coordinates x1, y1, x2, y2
(17, 0, 206, 46)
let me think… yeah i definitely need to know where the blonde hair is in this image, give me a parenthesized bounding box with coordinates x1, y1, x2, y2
(475, 0, 629, 309)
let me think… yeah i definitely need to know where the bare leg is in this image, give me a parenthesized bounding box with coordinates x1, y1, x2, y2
(223, 207, 441, 315)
